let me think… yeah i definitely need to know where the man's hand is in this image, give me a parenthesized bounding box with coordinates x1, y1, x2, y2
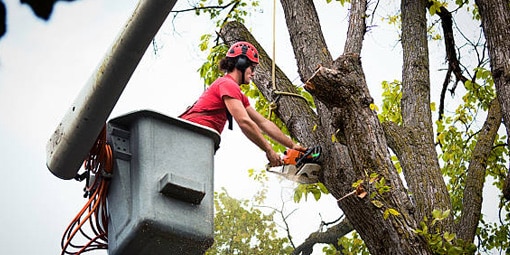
(266, 150, 283, 167)
(292, 144, 307, 152)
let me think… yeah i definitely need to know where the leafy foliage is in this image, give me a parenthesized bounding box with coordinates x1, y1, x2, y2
(377, 80, 402, 125)
(293, 182, 330, 203)
(194, 0, 260, 27)
(206, 188, 293, 255)
(198, 37, 228, 87)
(478, 214, 510, 255)
(428, 0, 447, 15)
(436, 66, 507, 224)
(414, 209, 477, 254)
(322, 231, 369, 255)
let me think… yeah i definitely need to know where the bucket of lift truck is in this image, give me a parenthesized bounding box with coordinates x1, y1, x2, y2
(106, 110, 220, 255)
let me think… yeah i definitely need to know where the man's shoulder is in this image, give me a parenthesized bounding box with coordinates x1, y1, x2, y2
(214, 76, 240, 91)
(213, 75, 236, 85)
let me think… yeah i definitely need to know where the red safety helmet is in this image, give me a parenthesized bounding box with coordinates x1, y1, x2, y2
(226, 41, 259, 64)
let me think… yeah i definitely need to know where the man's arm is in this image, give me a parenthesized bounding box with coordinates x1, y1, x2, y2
(224, 97, 282, 166)
(246, 106, 305, 151)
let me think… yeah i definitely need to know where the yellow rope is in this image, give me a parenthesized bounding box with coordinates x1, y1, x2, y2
(268, 0, 308, 119)
(272, 0, 276, 91)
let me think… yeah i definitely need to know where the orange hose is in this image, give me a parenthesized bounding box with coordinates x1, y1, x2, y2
(60, 126, 112, 255)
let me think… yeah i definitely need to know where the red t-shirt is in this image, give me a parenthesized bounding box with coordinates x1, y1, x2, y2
(180, 75, 250, 133)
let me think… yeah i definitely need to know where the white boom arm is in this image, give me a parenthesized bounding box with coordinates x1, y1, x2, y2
(46, 0, 178, 180)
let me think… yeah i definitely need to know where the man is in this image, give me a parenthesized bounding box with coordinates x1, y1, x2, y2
(180, 41, 305, 167)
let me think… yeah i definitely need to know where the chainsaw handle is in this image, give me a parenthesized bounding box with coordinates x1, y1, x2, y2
(296, 146, 321, 166)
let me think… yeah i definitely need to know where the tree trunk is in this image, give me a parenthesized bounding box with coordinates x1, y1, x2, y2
(220, 20, 432, 254)
(475, 0, 510, 201)
(306, 56, 430, 255)
(278, 0, 351, 193)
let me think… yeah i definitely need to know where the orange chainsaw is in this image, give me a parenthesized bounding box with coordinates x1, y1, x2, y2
(267, 146, 321, 184)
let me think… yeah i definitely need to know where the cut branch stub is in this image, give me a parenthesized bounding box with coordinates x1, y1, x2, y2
(305, 54, 373, 110)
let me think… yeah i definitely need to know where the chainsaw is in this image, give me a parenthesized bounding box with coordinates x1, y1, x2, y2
(267, 146, 322, 184)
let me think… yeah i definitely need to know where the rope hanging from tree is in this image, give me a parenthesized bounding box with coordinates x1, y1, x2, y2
(268, 0, 308, 119)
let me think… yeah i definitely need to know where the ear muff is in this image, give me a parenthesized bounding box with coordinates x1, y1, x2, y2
(235, 55, 250, 71)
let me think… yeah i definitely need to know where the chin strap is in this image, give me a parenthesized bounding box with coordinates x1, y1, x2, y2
(240, 68, 247, 85)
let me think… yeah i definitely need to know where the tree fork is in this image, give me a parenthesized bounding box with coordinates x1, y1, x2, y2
(306, 56, 430, 254)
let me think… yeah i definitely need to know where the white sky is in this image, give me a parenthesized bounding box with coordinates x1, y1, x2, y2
(2, 0, 499, 255)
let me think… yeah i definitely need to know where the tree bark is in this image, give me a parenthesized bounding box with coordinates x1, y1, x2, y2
(342, 0, 366, 55)
(279, 1, 431, 253)
(278, 0, 349, 191)
(456, 99, 502, 242)
(306, 57, 429, 255)
(475, 0, 510, 201)
(400, 0, 453, 230)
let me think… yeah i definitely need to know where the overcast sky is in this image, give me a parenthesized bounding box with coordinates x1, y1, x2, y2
(2, 1, 496, 255)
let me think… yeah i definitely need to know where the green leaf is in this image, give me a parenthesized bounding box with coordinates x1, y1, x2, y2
(371, 200, 384, 208)
(443, 232, 456, 242)
(383, 209, 390, 220)
(387, 208, 400, 217)
(311, 189, 321, 201)
(352, 179, 364, 188)
(332, 133, 338, 143)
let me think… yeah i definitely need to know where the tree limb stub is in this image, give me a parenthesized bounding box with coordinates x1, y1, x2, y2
(305, 54, 372, 110)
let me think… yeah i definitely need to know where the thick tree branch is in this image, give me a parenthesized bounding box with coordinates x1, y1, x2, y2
(381, 122, 412, 187)
(278, 0, 344, 187)
(433, 5, 469, 125)
(400, 0, 453, 231)
(475, 0, 510, 202)
(306, 60, 427, 254)
(292, 218, 353, 255)
(280, 0, 333, 81)
(456, 98, 502, 243)
(343, 0, 367, 55)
